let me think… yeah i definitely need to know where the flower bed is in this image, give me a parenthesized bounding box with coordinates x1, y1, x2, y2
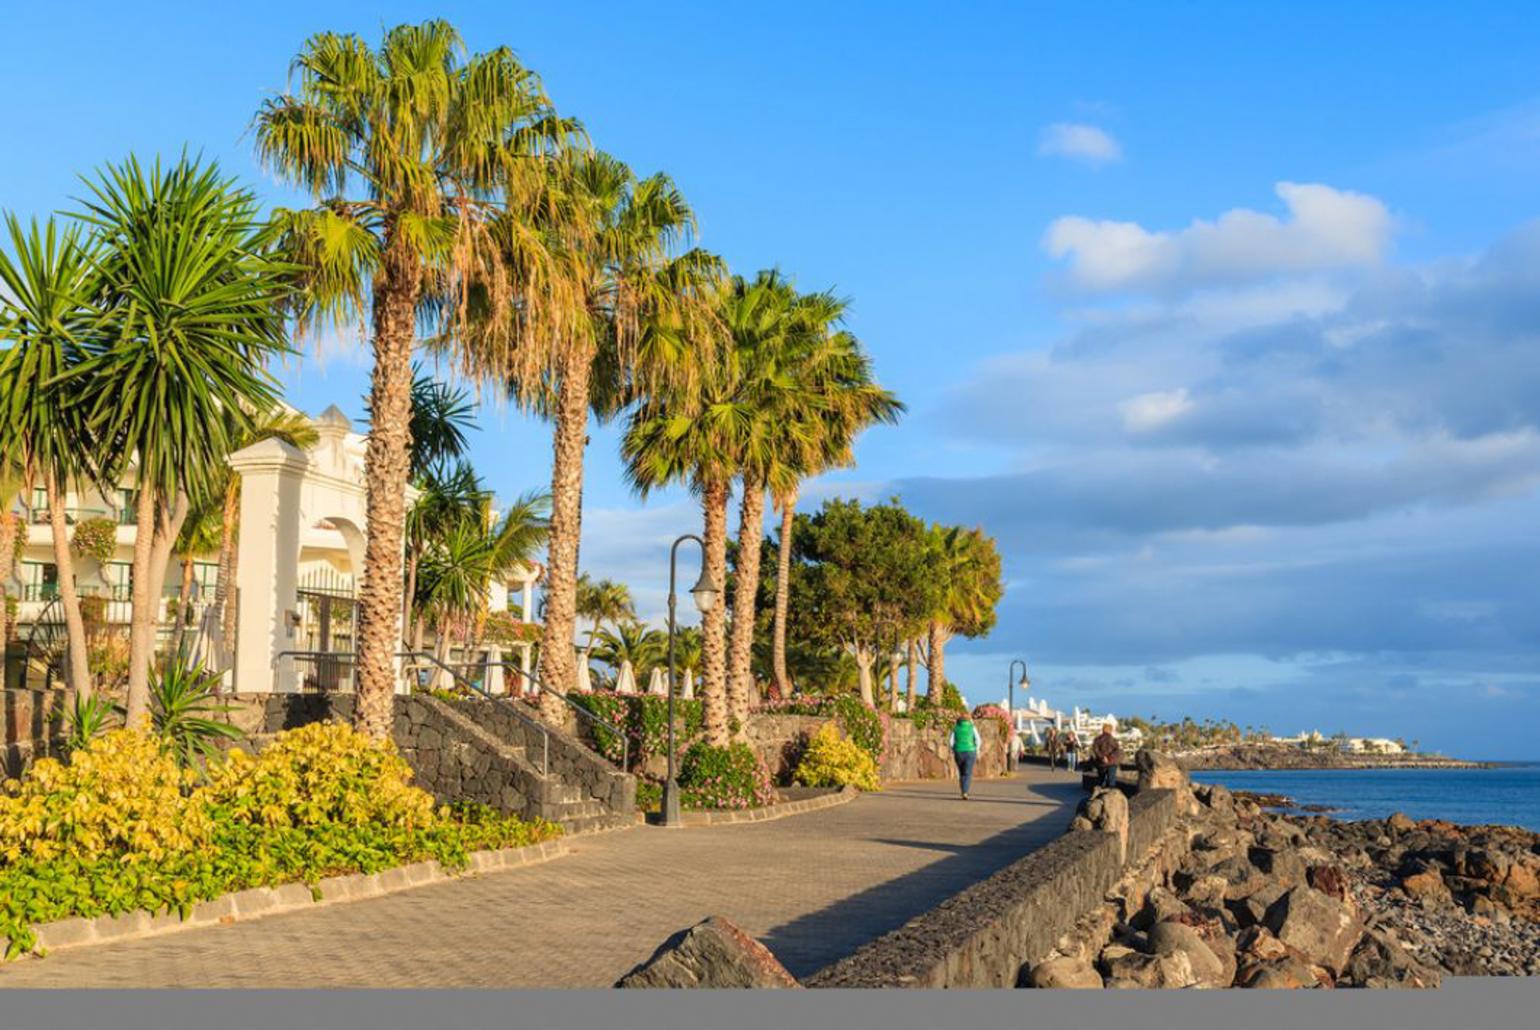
(750, 694, 888, 764)
(567, 692, 705, 771)
(0, 723, 561, 958)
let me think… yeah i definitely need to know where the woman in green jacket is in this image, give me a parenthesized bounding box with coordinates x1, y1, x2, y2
(952, 714, 981, 800)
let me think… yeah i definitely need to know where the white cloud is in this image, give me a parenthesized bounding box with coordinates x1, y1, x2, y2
(1119, 388, 1193, 433)
(1043, 182, 1394, 293)
(1038, 122, 1123, 166)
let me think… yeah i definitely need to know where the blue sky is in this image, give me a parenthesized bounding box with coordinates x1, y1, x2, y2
(6, 2, 1540, 756)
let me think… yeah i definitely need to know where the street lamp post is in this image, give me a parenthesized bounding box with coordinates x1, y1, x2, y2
(662, 533, 719, 828)
(1007, 659, 1029, 771)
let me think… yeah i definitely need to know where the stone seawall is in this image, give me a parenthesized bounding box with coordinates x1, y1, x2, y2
(745, 713, 1007, 784)
(806, 788, 1181, 987)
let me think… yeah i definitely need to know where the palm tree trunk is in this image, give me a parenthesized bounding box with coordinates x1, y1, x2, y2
(45, 470, 92, 700)
(701, 479, 730, 747)
(727, 474, 765, 736)
(537, 347, 592, 721)
(215, 482, 239, 660)
(124, 480, 159, 725)
(770, 488, 797, 697)
(887, 648, 898, 709)
(855, 645, 875, 706)
(354, 232, 421, 741)
(926, 618, 948, 698)
(400, 551, 419, 648)
(905, 638, 917, 710)
(0, 507, 18, 645)
(169, 556, 195, 662)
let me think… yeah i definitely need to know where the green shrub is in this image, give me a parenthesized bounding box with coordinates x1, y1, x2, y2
(0, 722, 561, 958)
(70, 517, 118, 564)
(793, 724, 880, 791)
(568, 692, 704, 770)
(678, 741, 776, 810)
(830, 694, 887, 763)
(634, 781, 662, 813)
(149, 661, 244, 768)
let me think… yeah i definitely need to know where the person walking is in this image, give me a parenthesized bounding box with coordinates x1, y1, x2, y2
(1045, 726, 1061, 770)
(951, 713, 981, 800)
(1090, 722, 1124, 788)
(1064, 728, 1080, 772)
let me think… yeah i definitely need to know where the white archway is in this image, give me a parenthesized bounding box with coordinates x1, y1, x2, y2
(226, 406, 415, 693)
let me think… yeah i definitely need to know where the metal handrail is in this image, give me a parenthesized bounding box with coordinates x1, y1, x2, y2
(435, 657, 631, 776)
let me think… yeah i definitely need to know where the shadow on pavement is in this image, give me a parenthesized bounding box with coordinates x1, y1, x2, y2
(759, 778, 1082, 978)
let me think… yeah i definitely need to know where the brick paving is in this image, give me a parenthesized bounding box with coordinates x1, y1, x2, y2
(0, 769, 1081, 988)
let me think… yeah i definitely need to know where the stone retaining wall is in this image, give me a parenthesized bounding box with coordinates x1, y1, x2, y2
(246, 693, 634, 825)
(745, 712, 1007, 784)
(2, 688, 73, 777)
(806, 788, 1181, 988)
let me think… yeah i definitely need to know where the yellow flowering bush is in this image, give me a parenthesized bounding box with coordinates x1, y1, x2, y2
(203, 721, 436, 830)
(0, 730, 209, 864)
(0, 720, 560, 959)
(793, 723, 881, 792)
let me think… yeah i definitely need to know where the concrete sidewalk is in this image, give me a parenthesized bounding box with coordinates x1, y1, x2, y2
(0, 768, 1082, 988)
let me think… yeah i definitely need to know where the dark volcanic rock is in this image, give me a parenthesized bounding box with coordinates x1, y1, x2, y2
(617, 916, 801, 989)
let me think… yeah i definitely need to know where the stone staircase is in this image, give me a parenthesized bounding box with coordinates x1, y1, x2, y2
(549, 782, 639, 835)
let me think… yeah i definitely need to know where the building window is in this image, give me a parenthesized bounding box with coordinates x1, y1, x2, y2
(19, 561, 60, 601)
(102, 561, 134, 601)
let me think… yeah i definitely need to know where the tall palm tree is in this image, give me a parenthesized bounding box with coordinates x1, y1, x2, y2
(768, 309, 902, 697)
(68, 155, 292, 728)
(255, 20, 576, 739)
(0, 215, 101, 696)
(404, 461, 486, 649)
(923, 525, 1003, 697)
(575, 574, 635, 668)
(459, 150, 713, 724)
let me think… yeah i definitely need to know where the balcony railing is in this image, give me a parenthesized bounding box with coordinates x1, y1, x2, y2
(26, 506, 115, 526)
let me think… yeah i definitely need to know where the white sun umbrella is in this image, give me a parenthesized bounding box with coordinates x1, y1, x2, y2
(646, 665, 667, 696)
(615, 660, 638, 695)
(575, 659, 594, 694)
(680, 667, 695, 699)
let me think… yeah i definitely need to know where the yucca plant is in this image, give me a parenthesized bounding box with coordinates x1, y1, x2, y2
(148, 660, 244, 768)
(61, 692, 117, 752)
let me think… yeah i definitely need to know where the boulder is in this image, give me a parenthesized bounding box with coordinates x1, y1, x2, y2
(1344, 927, 1442, 989)
(1263, 885, 1364, 975)
(1133, 886, 1193, 930)
(1184, 874, 1230, 913)
(1101, 948, 1197, 989)
(1386, 812, 1416, 834)
(1135, 749, 1188, 793)
(616, 916, 801, 988)
(1248, 846, 1307, 887)
(1078, 787, 1130, 861)
(1027, 956, 1103, 989)
(1504, 857, 1540, 898)
(1236, 925, 1291, 963)
(1147, 920, 1227, 988)
(1225, 874, 1287, 923)
(1305, 864, 1350, 903)
(1237, 955, 1319, 989)
(1400, 868, 1453, 906)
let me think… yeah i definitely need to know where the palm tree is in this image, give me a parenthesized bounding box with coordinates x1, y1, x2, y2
(592, 620, 666, 684)
(575, 574, 635, 667)
(923, 525, 1003, 697)
(255, 20, 576, 740)
(67, 155, 291, 730)
(459, 150, 713, 725)
(0, 215, 100, 696)
(768, 307, 902, 696)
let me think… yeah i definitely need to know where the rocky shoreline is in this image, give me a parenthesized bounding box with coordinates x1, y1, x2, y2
(1028, 757, 1539, 989)
(1176, 744, 1491, 770)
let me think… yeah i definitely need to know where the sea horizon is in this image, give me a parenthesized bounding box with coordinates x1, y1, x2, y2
(1190, 765, 1540, 833)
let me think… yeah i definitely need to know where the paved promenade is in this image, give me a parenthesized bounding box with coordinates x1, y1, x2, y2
(0, 770, 1080, 988)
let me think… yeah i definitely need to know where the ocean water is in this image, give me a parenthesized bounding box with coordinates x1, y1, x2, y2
(1189, 765, 1540, 832)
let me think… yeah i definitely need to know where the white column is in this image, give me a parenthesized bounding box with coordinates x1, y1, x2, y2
(227, 439, 309, 694)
